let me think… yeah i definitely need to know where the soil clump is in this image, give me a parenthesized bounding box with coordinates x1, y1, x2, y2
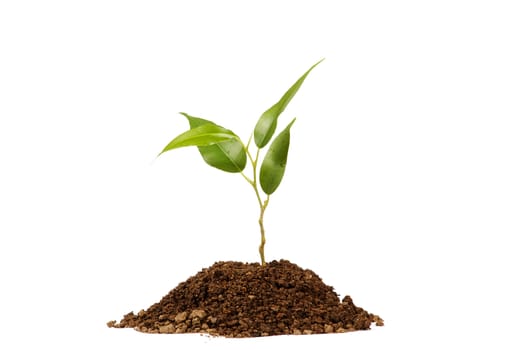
(108, 260, 383, 337)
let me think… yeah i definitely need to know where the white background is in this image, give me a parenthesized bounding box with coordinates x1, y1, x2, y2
(1, 1, 524, 349)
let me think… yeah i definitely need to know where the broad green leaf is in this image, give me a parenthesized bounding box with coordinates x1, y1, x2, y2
(259, 118, 296, 195)
(181, 112, 247, 173)
(159, 123, 238, 155)
(254, 59, 323, 148)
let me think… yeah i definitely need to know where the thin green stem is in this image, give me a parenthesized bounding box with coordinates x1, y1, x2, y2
(252, 149, 263, 207)
(240, 171, 254, 186)
(258, 195, 269, 266)
(240, 139, 269, 265)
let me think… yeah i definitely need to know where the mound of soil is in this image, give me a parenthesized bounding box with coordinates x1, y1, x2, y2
(108, 260, 383, 337)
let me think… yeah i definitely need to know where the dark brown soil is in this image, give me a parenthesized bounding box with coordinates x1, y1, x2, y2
(108, 260, 383, 337)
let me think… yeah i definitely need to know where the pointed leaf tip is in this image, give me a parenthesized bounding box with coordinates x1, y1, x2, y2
(253, 59, 323, 149)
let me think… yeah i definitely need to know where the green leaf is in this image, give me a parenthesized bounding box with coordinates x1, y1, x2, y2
(254, 59, 323, 148)
(159, 123, 238, 156)
(181, 112, 247, 173)
(259, 118, 296, 195)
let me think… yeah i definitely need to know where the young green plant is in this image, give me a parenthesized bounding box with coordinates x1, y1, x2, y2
(158, 59, 323, 266)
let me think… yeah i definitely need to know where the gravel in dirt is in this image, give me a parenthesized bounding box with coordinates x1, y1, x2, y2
(108, 260, 383, 337)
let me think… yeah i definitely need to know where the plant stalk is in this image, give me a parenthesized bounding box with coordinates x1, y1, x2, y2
(242, 143, 270, 266)
(258, 197, 269, 266)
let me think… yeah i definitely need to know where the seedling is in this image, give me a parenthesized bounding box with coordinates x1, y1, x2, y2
(158, 59, 323, 266)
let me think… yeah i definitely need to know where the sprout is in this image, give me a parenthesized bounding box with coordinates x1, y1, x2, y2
(158, 59, 323, 265)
